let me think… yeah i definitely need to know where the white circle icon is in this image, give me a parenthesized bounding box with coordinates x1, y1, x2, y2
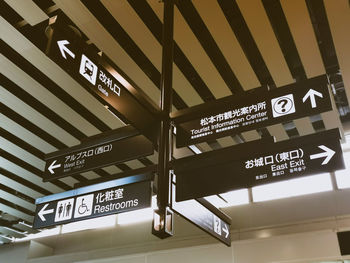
(271, 94, 296, 117)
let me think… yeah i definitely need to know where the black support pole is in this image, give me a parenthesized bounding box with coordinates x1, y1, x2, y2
(152, 0, 174, 239)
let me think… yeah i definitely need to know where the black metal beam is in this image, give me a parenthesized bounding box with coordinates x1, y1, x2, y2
(175, 0, 243, 94)
(74, 165, 157, 188)
(0, 40, 111, 133)
(0, 168, 52, 196)
(218, 0, 275, 88)
(81, 0, 187, 110)
(127, 0, 216, 102)
(0, 150, 71, 191)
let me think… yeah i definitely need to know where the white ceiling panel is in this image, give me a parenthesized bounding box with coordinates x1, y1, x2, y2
(3, 0, 48, 26)
(0, 137, 45, 171)
(0, 16, 124, 130)
(0, 204, 33, 223)
(236, 0, 293, 87)
(1, 0, 349, 243)
(324, 0, 350, 125)
(294, 118, 315, 136)
(0, 87, 80, 147)
(267, 124, 289, 142)
(193, 0, 260, 90)
(280, 0, 325, 78)
(0, 114, 57, 154)
(0, 190, 35, 212)
(53, 0, 161, 106)
(0, 55, 101, 137)
(0, 174, 43, 199)
(0, 158, 63, 194)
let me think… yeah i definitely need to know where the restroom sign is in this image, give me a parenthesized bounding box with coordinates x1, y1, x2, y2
(33, 180, 152, 229)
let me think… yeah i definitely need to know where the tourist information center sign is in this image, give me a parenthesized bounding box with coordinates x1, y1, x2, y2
(43, 126, 154, 181)
(33, 179, 152, 229)
(47, 22, 157, 142)
(174, 129, 344, 201)
(170, 179, 231, 246)
(173, 75, 332, 147)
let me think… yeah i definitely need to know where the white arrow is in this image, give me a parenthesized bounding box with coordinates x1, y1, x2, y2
(222, 223, 229, 238)
(310, 145, 335, 165)
(38, 204, 54, 222)
(302, 89, 323, 108)
(57, 40, 75, 59)
(48, 160, 61, 174)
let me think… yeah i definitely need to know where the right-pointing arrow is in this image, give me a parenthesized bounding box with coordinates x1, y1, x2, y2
(222, 223, 229, 238)
(38, 204, 54, 222)
(57, 40, 75, 59)
(302, 89, 323, 108)
(310, 145, 336, 165)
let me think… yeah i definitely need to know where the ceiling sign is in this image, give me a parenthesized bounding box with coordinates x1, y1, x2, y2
(174, 128, 344, 201)
(172, 75, 332, 147)
(33, 178, 152, 229)
(46, 21, 158, 143)
(170, 178, 231, 246)
(44, 126, 154, 181)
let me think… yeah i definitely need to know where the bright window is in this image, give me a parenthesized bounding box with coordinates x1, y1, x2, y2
(205, 189, 249, 207)
(335, 151, 350, 189)
(252, 173, 333, 202)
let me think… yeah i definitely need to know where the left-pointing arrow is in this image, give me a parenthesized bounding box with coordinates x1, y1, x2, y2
(38, 204, 54, 222)
(57, 40, 75, 59)
(48, 160, 61, 174)
(310, 145, 336, 165)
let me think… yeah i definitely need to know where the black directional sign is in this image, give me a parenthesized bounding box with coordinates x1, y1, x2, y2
(44, 126, 154, 181)
(172, 75, 333, 147)
(33, 179, 152, 229)
(46, 21, 158, 142)
(174, 128, 344, 201)
(171, 181, 231, 246)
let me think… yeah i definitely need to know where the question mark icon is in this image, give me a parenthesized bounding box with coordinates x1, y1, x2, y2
(271, 94, 295, 117)
(278, 99, 288, 112)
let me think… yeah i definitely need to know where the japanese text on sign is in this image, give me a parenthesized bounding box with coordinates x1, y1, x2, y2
(191, 101, 268, 140)
(245, 148, 307, 181)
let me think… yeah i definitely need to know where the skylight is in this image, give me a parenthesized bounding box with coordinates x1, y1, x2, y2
(335, 151, 350, 189)
(252, 173, 333, 202)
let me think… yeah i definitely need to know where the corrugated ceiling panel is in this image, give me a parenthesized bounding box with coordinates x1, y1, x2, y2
(54, 0, 161, 106)
(193, 0, 260, 90)
(324, 0, 350, 115)
(3, 0, 48, 26)
(0, 17, 124, 130)
(0, 55, 101, 137)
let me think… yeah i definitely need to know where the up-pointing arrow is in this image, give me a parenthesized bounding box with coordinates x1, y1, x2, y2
(57, 40, 75, 59)
(222, 223, 229, 238)
(310, 145, 336, 165)
(38, 204, 54, 222)
(302, 89, 323, 108)
(48, 160, 61, 174)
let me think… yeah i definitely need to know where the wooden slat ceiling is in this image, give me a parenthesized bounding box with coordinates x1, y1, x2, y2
(0, 0, 349, 243)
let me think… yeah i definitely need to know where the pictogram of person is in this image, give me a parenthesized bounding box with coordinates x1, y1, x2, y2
(58, 203, 63, 218)
(66, 202, 72, 217)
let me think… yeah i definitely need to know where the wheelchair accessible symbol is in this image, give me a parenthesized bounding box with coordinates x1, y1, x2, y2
(74, 194, 93, 218)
